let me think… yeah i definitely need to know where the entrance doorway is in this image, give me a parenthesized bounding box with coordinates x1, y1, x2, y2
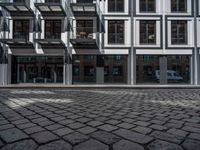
(12, 56, 63, 84)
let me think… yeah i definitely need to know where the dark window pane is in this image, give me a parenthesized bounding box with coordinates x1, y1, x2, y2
(140, 0, 155, 12)
(140, 20, 156, 44)
(108, 0, 124, 12)
(171, 0, 187, 12)
(45, 20, 61, 39)
(108, 20, 124, 44)
(171, 20, 187, 44)
(13, 20, 29, 40)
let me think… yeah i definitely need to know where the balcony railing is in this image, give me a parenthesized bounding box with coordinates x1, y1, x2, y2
(70, 27, 96, 40)
(13, 32, 29, 40)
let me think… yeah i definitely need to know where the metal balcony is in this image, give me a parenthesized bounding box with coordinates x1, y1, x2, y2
(0, 0, 33, 17)
(35, 0, 66, 17)
(70, 2, 97, 17)
(35, 34, 66, 49)
(0, 34, 33, 49)
(70, 27, 98, 49)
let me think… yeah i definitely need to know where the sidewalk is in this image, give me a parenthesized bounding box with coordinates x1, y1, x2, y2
(1, 84, 200, 89)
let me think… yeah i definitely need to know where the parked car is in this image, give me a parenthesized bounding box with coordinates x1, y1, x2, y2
(155, 70, 183, 82)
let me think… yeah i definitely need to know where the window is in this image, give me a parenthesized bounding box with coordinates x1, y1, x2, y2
(113, 66, 123, 76)
(108, 0, 124, 12)
(171, 0, 187, 12)
(45, 20, 61, 39)
(171, 21, 187, 44)
(76, 20, 93, 39)
(108, 20, 124, 44)
(45, 0, 60, 3)
(140, 20, 156, 44)
(84, 66, 95, 76)
(13, 20, 29, 40)
(140, 0, 155, 12)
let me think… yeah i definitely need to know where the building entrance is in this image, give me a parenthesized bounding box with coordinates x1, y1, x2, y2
(12, 56, 63, 84)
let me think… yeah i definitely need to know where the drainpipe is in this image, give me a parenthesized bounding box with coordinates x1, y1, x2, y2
(193, 0, 199, 85)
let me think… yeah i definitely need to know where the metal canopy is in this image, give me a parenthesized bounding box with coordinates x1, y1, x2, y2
(70, 39, 98, 49)
(35, 3, 66, 17)
(35, 39, 66, 49)
(0, 2, 33, 16)
(0, 39, 33, 48)
(70, 3, 96, 16)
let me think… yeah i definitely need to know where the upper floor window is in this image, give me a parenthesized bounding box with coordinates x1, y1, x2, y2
(171, 20, 187, 44)
(108, 0, 124, 12)
(45, 20, 61, 39)
(108, 20, 124, 44)
(13, 20, 29, 40)
(140, 20, 156, 44)
(171, 0, 187, 12)
(140, 0, 155, 12)
(76, 20, 93, 39)
(13, 0, 25, 2)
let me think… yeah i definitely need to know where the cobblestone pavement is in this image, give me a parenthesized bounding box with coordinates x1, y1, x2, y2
(0, 88, 200, 150)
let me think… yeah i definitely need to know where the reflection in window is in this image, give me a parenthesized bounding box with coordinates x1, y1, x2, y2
(140, 0, 155, 12)
(84, 66, 95, 76)
(45, 20, 61, 39)
(113, 66, 123, 76)
(108, 0, 124, 12)
(140, 20, 156, 44)
(171, 0, 187, 12)
(108, 20, 124, 44)
(171, 20, 187, 44)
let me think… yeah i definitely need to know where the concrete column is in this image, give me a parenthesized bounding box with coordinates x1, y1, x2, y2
(63, 51, 72, 85)
(0, 64, 8, 86)
(128, 48, 136, 85)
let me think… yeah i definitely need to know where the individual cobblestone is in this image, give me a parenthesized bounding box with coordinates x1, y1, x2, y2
(31, 131, 59, 144)
(63, 132, 89, 145)
(147, 140, 183, 150)
(37, 140, 72, 150)
(113, 140, 145, 150)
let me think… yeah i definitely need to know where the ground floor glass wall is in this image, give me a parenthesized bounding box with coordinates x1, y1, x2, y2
(12, 56, 63, 84)
(136, 55, 191, 84)
(72, 55, 127, 84)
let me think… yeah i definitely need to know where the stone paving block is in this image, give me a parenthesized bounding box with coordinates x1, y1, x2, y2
(67, 122, 85, 129)
(46, 124, 64, 131)
(134, 121, 151, 127)
(63, 132, 89, 145)
(150, 131, 184, 144)
(132, 126, 152, 135)
(150, 124, 167, 131)
(150, 119, 165, 125)
(59, 119, 74, 125)
(74, 139, 109, 150)
(182, 139, 200, 150)
(12, 119, 29, 125)
(0, 120, 9, 125)
(17, 122, 36, 129)
(114, 129, 154, 144)
(53, 127, 74, 136)
(24, 126, 45, 134)
(0, 124, 15, 131)
(37, 120, 54, 127)
(98, 124, 118, 132)
(31, 131, 59, 144)
(77, 126, 97, 134)
(91, 130, 121, 145)
(106, 119, 121, 125)
(76, 117, 91, 123)
(117, 122, 136, 129)
(0, 128, 28, 143)
(1, 140, 37, 150)
(147, 140, 183, 150)
(167, 128, 188, 137)
(188, 133, 200, 140)
(113, 140, 145, 150)
(37, 140, 72, 150)
(182, 126, 200, 133)
(87, 121, 103, 127)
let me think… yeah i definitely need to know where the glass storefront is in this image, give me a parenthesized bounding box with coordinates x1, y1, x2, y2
(137, 55, 191, 84)
(12, 56, 63, 84)
(137, 55, 160, 84)
(72, 55, 127, 84)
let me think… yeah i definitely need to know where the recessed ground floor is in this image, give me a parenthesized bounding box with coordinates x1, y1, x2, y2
(7, 55, 192, 85)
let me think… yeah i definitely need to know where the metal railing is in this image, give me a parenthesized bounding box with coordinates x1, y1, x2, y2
(70, 27, 97, 40)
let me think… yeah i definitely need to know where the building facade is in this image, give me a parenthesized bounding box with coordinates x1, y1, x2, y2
(0, 0, 199, 85)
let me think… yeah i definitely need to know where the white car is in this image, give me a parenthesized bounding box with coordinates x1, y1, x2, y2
(155, 70, 183, 82)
